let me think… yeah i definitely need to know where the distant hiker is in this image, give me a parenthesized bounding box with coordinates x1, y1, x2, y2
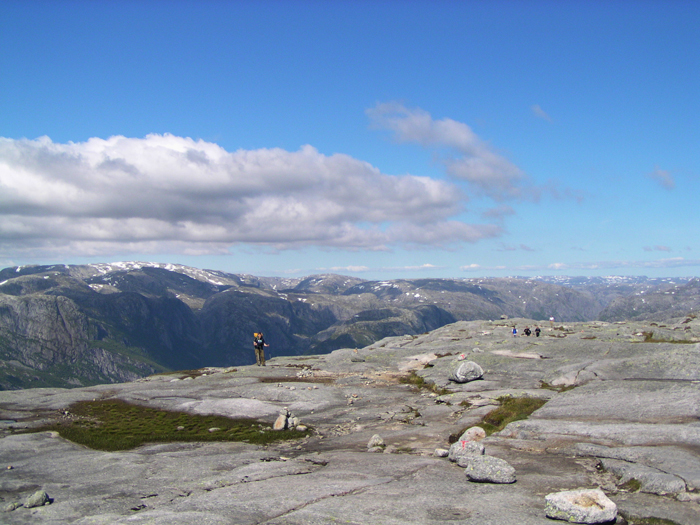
(253, 332, 269, 366)
(524, 327, 531, 336)
(535, 327, 541, 337)
(512, 327, 517, 338)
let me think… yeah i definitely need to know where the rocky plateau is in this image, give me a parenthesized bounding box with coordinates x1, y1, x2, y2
(1, 316, 700, 524)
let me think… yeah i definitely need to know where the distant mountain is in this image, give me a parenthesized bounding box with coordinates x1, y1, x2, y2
(597, 278, 700, 321)
(0, 262, 697, 390)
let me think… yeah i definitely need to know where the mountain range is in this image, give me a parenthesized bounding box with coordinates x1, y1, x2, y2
(0, 262, 697, 390)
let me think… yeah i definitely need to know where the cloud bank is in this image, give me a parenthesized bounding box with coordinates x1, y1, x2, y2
(0, 134, 501, 257)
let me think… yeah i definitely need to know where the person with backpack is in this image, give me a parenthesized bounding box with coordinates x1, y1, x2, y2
(253, 332, 269, 366)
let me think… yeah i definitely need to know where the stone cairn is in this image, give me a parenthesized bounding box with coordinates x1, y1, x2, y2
(273, 408, 307, 432)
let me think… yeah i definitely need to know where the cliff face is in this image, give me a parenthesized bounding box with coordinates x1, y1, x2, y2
(0, 268, 208, 389)
(0, 263, 695, 389)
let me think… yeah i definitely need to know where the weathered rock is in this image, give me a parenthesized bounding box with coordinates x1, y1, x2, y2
(463, 455, 516, 484)
(544, 489, 617, 523)
(601, 457, 686, 495)
(273, 413, 288, 430)
(4, 502, 22, 512)
(2, 318, 700, 525)
(448, 361, 484, 383)
(457, 426, 486, 442)
(448, 440, 485, 462)
(571, 442, 700, 491)
(24, 490, 50, 508)
(367, 434, 385, 449)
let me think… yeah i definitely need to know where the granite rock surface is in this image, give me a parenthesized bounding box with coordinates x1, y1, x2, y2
(1, 318, 700, 524)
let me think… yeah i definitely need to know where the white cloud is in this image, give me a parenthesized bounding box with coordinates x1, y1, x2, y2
(384, 263, 444, 272)
(317, 263, 443, 274)
(643, 245, 672, 252)
(367, 102, 530, 201)
(496, 243, 535, 252)
(482, 205, 515, 221)
(367, 102, 581, 205)
(648, 166, 675, 190)
(0, 134, 502, 258)
(460, 257, 700, 273)
(325, 265, 371, 273)
(531, 104, 552, 122)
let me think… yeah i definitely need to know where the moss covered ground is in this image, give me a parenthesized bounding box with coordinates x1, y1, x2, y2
(27, 399, 311, 451)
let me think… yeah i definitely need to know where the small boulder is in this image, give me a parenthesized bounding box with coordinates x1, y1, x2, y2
(544, 489, 617, 524)
(463, 456, 516, 484)
(457, 426, 486, 442)
(449, 361, 484, 384)
(24, 490, 50, 508)
(434, 448, 449, 457)
(367, 434, 385, 449)
(448, 440, 485, 463)
(4, 502, 22, 512)
(273, 412, 288, 431)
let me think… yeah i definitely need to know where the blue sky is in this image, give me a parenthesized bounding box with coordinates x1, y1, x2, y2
(1, 0, 698, 280)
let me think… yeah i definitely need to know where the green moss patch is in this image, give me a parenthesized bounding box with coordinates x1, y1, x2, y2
(620, 477, 642, 492)
(257, 376, 334, 384)
(27, 399, 311, 451)
(399, 371, 449, 396)
(479, 396, 546, 435)
(449, 395, 547, 442)
(540, 381, 576, 393)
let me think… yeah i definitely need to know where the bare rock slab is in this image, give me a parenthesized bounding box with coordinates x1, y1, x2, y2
(544, 489, 617, 523)
(600, 457, 686, 495)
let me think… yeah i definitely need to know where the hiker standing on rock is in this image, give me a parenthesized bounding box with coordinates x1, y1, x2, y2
(512, 326, 517, 338)
(253, 332, 269, 366)
(535, 326, 541, 337)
